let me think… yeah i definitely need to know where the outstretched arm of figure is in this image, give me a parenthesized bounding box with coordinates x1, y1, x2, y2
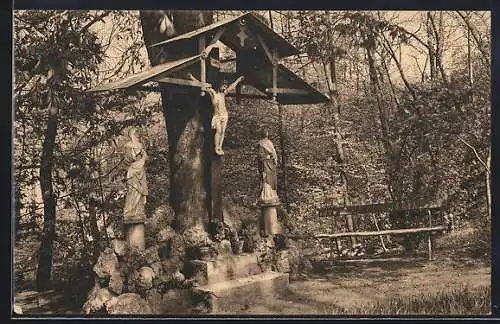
(187, 72, 206, 85)
(223, 75, 245, 95)
(204, 86, 217, 98)
(187, 73, 216, 97)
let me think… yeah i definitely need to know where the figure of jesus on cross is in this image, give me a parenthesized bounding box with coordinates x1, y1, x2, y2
(188, 73, 245, 156)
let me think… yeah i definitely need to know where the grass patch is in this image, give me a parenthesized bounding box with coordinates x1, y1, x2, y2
(326, 285, 490, 315)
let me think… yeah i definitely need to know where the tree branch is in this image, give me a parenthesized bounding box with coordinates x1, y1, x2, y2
(380, 33, 416, 100)
(457, 136, 490, 174)
(80, 11, 112, 34)
(456, 11, 491, 68)
(427, 12, 448, 85)
(398, 26, 430, 50)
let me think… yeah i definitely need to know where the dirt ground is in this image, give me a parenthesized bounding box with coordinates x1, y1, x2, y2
(14, 229, 490, 316)
(223, 256, 490, 315)
(220, 229, 491, 315)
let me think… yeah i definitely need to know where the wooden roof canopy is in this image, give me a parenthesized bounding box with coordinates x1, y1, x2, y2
(88, 12, 330, 105)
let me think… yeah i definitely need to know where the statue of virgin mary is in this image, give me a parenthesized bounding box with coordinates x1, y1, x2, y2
(257, 130, 280, 205)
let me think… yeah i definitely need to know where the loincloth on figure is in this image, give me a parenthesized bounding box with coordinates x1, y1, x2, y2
(211, 112, 228, 129)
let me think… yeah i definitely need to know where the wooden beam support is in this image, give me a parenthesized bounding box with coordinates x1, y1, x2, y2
(131, 85, 161, 92)
(235, 50, 242, 104)
(202, 28, 225, 60)
(265, 88, 310, 95)
(272, 47, 278, 100)
(155, 77, 211, 88)
(255, 34, 274, 64)
(225, 92, 271, 100)
(131, 85, 269, 100)
(207, 26, 226, 46)
(199, 36, 207, 94)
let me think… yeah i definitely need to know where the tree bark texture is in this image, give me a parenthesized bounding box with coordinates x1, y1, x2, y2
(140, 11, 214, 233)
(278, 104, 289, 212)
(326, 56, 356, 247)
(426, 12, 437, 81)
(36, 103, 58, 291)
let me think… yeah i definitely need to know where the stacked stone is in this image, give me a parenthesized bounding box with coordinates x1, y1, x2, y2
(82, 207, 305, 314)
(252, 235, 311, 280)
(82, 226, 193, 315)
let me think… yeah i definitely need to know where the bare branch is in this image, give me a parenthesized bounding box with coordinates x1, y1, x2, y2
(457, 136, 490, 174)
(427, 12, 449, 85)
(398, 26, 430, 50)
(456, 11, 491, 68)
(379, 32, 416, 100)
(80, 10, 112, 34)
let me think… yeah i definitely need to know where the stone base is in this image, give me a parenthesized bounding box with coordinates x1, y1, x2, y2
(261, 206, 281, 236)
(184, 254, 261, 286)
(193, 271, 289, 313)
(126, 223, 145, 250)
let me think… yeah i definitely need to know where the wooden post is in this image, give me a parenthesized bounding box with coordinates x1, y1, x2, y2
(329, 209, 335, 261)
(272, 48, 278, 100)
(372, 213, 388, 252)
(199, 36, 206, 95)
(345, 211, 356, 247)
(235, 50, 243, 104)
(427, 209, 433, 261)
(235, 82, 242, 104)
(334, 210, 341, 257)
(206, 46, 223, 227)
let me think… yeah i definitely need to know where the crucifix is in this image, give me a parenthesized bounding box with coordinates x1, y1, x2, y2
(87, 11, 330, 247)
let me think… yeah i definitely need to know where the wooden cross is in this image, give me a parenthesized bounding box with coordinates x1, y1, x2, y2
(236, 25, 248, 47)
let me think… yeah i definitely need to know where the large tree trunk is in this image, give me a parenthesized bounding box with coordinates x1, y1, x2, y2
(139, 11, 214, 233)
(36, 101, 58, 291)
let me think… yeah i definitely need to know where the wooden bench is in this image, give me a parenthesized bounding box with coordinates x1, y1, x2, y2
(292, 202, 451, 261)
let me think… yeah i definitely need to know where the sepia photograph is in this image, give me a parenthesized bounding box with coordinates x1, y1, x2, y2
(12, 9, 491, 316)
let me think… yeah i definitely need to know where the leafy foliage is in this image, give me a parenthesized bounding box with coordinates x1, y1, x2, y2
(14, 10, 155, 271)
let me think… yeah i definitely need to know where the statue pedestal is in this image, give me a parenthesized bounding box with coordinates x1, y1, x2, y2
(259, 202, 281, 236)
(125, 222, 145, 250)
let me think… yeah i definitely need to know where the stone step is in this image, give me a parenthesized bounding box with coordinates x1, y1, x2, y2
(184, 253, 261, 285)
(193, 271, 289, 313)
(14, 290, 67, 314)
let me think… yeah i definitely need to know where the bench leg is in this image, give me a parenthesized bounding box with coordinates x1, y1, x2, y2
(428, 233, 433, 261)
